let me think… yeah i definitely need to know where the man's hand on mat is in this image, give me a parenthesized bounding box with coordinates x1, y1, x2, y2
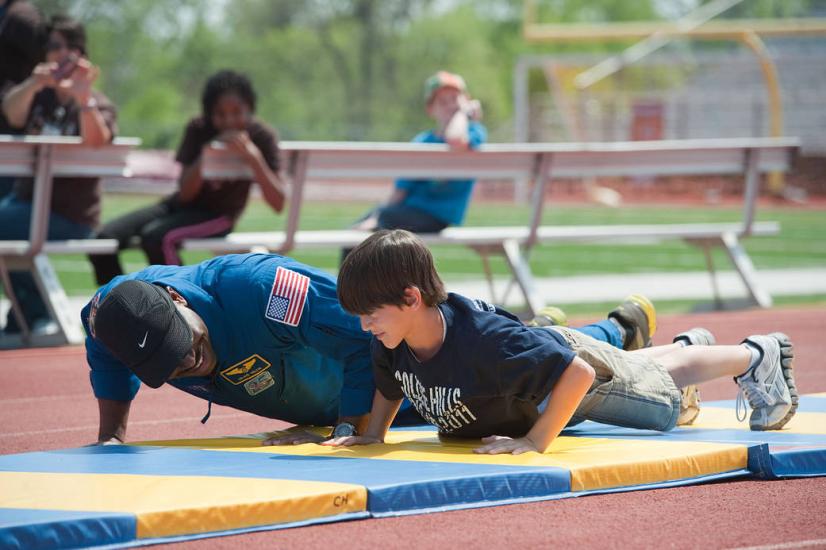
(261, 430, 326, 446)
(320, 435, 382, 447)
(474, 435, 540, 455)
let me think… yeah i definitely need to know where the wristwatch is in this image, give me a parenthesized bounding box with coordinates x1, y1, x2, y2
(331, 422, 358, 438)
(80, 96, 98, 111)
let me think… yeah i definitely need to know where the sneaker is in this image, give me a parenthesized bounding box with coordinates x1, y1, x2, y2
(608, 294, 657, 351)
(677, 385, 701, 426)
(526, 306, 569, 328)
(734, 333, 799, 431)
(672, 328, 715, 426)
(673, 327, 716, 347)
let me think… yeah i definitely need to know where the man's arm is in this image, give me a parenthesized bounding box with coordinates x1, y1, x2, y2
(322, 390, 403, 447)
(63, 59, 112, 147)
(97, 398, 131, 444)
(474, 356, 595, 455)
(1, 62, 54, 128)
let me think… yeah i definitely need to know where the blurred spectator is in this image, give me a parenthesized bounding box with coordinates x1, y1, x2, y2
(0, 0, 45, 196)
(0, 0, 44, 109)
(89, 69, 285, 285)
(343, 70, 487, 260)
(0, 15, 116, 335)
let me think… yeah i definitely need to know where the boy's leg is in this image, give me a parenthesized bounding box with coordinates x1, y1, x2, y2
(658, 345, 750, 388)
(657, 332, 797, 430)
(671, 328, 716, 425)
(634, 328, 717, 425)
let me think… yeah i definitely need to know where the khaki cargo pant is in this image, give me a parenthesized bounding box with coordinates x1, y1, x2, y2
(549, 326, 682, 432)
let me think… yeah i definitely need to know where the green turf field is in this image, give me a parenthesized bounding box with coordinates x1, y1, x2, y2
(46, 194, 826, 310)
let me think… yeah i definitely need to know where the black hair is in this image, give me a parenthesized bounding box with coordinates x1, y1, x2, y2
(337, 229, 447, 315)
(201, 69, 257, 119)
(48, 15, 86, 56)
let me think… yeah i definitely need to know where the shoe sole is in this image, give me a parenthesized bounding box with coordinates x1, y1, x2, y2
(751, 332, 799, 431)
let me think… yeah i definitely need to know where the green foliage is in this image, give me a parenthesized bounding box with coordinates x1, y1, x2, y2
(32, 0, 816, 147)
(31, 0, 690, 147)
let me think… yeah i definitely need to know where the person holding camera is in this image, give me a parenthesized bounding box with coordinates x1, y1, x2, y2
(0, 15, 116, 335)
(341, 70, 486, 262)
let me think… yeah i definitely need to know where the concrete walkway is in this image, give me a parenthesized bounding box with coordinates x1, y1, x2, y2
(446, 267, 826, 307)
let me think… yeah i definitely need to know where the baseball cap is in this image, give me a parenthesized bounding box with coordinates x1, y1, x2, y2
(423, 71, 467, 104)
(93, 280, 193, 388)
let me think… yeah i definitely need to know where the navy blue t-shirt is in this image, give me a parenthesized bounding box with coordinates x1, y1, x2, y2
(372, 293, 576, 438)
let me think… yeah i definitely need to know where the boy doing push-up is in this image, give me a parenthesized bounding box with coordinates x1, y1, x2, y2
(324, 230, 798, 455)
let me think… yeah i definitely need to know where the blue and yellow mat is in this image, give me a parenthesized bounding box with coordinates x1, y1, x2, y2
(2, 394, 825, 549)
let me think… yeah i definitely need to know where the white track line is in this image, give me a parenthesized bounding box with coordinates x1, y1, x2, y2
(729, 539, 826, 550)
(4, 412, 255, 438)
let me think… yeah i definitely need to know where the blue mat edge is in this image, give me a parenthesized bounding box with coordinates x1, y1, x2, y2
(89, 510, 370, 549)
(748, 444, 826, 479)
(0, 509, 135, 550)
(370, 467, 752, 517)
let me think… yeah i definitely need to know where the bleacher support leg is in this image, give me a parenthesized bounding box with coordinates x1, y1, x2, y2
(31, 254, 84, 344)
(698, 240, 724, 309)
(720, 232, 773, 308)
(501, 239, 544, 316)
(474, 248, 499, 304)
(0, 257, 32, 345)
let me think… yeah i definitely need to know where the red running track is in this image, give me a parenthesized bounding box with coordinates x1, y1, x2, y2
(1, 306, 825, 549)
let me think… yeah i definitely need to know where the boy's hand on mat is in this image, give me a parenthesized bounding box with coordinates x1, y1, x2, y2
(474, 435, 540, 455)
(261, 430, 326, 446)
(320, 435, 382, 447)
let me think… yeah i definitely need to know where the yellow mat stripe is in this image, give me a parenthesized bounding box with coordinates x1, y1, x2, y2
(684, 409, 826, 433)
(0, 472, 365, 539)
(141, 430, 748, 492)
(567, 442, 746, 491)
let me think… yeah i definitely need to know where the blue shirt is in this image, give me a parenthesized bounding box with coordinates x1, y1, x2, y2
(82, 254, 375, 425)
(394, 121, 487, 225)
(372, 293, 575, 438)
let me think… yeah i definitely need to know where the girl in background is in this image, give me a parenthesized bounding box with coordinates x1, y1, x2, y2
(90, 69, 285, 285)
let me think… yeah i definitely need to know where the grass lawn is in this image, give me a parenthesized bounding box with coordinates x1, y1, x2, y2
(45, 194, 826, 315)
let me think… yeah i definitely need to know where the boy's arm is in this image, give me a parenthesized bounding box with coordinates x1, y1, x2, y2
(475, 356, 595, 455)
(443, 108, 470, 150)
(322, 390, 403, 447)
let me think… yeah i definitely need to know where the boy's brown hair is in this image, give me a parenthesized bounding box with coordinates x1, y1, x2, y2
(338, 229, 447, 315)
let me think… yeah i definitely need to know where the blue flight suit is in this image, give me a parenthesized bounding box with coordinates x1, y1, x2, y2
(82, 253, 375, 425)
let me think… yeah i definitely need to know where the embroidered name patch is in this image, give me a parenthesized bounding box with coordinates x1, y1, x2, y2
(244, 371, 275, 396)
(220, 354, 271, 385)
(265, 266, 309, 326)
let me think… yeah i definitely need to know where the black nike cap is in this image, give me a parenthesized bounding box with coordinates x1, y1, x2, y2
(93, 280, 193, 388)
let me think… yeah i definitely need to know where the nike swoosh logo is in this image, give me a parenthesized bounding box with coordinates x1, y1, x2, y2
(138, 331, 148, 349)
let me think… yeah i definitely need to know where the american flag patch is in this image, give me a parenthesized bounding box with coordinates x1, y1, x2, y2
(265, 266, 310, 326)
